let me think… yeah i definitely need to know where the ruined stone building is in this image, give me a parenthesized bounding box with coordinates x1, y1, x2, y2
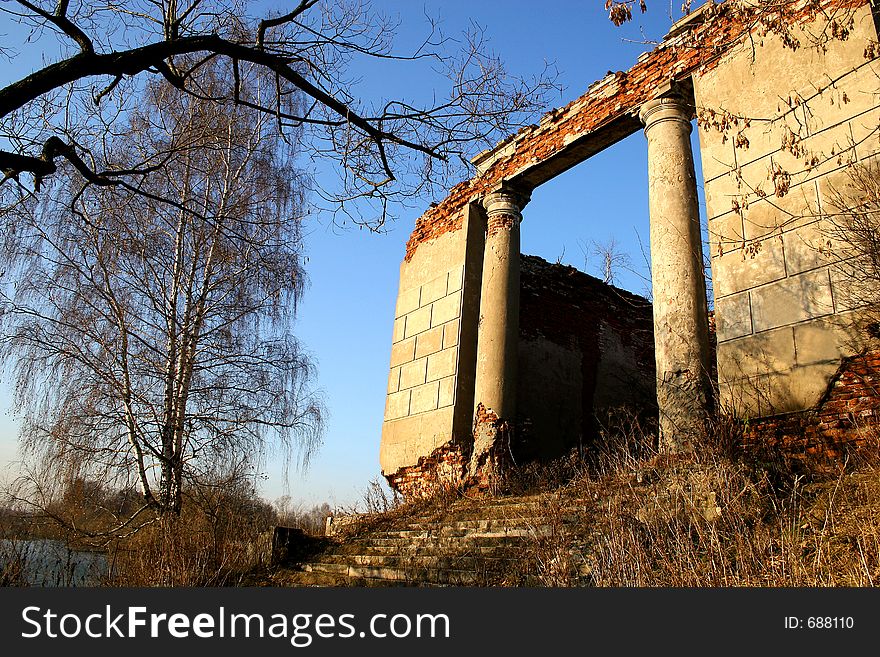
(381, 0, 880, 496)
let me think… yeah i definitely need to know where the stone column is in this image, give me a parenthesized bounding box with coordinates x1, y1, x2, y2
(474, 186, 529, 421)
(639, 94, 713, 452)
(470, 185, 529, 480)
(473, 185, 529, 420)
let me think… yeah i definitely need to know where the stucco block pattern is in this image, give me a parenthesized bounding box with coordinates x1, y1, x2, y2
(750, 269, 835, 332)
(404, 305, 431, 339)
(740, 185, 822, 242)
(391, 316, 406, 343)
(431, 290, 462, 328)
(699, 4, 879, 416)
(713, 241, 787, 298)
(389, 337, 415, 368)
(384, 265, 463, 421)
(782, 220, 838, 275)
(410, 381, 440, 415)
(395, 287, 420, 318)
(385, 389, 410, 421)
(427, 347, 457, 382)
(399, 357, 428, 390)
(794, 318, 853, 366)
(420, 274, 448, 306)
(438, 376, 456, 408)
(714, 292, 752, 341)
(388, 366, 401, 394)
(443, 318, 460, 349)
(415, 325, 444, 359)
(717, 327, 796, 379)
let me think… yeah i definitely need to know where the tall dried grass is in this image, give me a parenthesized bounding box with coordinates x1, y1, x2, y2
(519, 411, 880, 586)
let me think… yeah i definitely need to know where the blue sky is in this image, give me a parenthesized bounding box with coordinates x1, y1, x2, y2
(0, 1, 703, 509)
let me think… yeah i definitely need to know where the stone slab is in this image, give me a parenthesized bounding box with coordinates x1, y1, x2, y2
(782, 221, 838, 275)
(431, 290, 462, 328)
(399, 357, 428, 390)
(404, 305, 432, 339)
(395, 286, 420, 318)
(384, 389, 411, 421)
(391, 316, 406, 344)
(438, 376, 456, 408)
(714, 291, 753, 342)
(793, 315, 858, 366)
(388, 366, 401, 394)
(427, 346, 458, 382)
(420, 273, 448, 307)
(443, 318, 460, 349)
(716, 326, 796, 380)
(415, 325, 444, 359)
(389, 337, 415, 368)
(750, 269, 834, 332)
(410, 380, 440, 415)
(380, 405, 455, 474)
(713, 238, 786, 298)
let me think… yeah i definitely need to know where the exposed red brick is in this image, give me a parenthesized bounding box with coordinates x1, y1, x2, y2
(384, 416, 506, 498)
(486, 213, 517, 237)
(743, 350, 880, 465)
(470, 402, 513, 492)
(384, 440, 469, 499)
(474, 401, 499, 425)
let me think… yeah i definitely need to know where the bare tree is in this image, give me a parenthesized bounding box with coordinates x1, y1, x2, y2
(582, 236, 635, 286)
(821, 159, 880, 344)
(0, 0, 558, 227)
(0, 60, 323, 529)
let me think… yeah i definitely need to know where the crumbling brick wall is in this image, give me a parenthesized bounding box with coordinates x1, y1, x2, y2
(403, 0, 865, 267)
(744, 350, 880, 464)
(516, 255, 656, 461)
(384, 441, 470, 499)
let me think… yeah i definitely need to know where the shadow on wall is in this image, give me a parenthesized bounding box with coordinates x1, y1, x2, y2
(514, 254, 658, 463)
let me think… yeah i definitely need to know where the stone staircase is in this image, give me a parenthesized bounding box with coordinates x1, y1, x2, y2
(272, 494, 592, 587)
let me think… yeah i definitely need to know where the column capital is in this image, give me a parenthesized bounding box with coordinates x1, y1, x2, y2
(639, 94, 694, 134)
(481, 184, 531, 222)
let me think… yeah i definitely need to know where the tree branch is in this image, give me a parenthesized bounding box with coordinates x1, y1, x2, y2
(14, 0, 94, 53)
(256, 1, 320, 50)
(0, 34, 442, 185)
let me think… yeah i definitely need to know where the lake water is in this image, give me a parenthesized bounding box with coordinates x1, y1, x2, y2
(0, 538, 108, 586)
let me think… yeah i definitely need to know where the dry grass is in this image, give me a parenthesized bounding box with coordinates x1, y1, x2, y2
(105, 486, 276, 587)
(511, 413, 880, 587)
(107, 517, 261, 586)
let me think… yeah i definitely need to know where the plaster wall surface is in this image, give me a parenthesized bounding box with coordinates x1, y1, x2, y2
(380, 205, 484, 476)
(694, 3, 880, 416)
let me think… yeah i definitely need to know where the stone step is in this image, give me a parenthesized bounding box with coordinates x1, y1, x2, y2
(396, 506, 585, 528)
(348, 528, 546, 549)
(331, 538, 530, 557)
(314, 553, 522, 571)
(364, 525, 559, 541)
(287, 494, 591, 587)
(328, 543, 530, 559)
(300, 562, 350, 576)
(282, 568, 416, 588)
(405, 518, 542, 531)
(327, 499, 585, 535)
(302, 562, 490, 586)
